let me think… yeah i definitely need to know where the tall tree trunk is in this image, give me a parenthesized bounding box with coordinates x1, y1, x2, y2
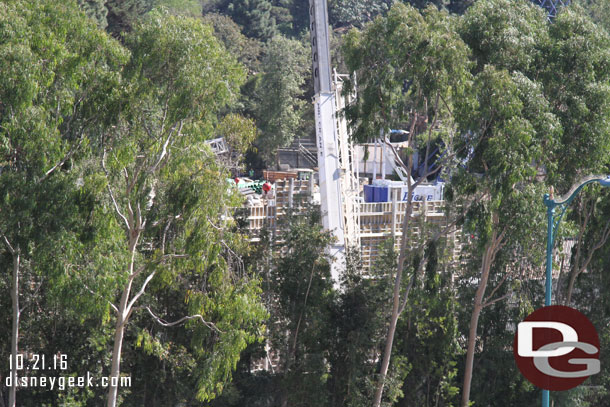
(373, 114, 422, 407)
(107, 239, 137, 407)
(372, 187, 414, 407)
(9, 251, 19, 407)
(107, 296, 129, 407)
(461, 228, 502, 407)
(565, 219, 610, 305)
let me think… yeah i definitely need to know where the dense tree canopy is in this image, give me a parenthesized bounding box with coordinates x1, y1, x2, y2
(253, 35, 310, 163)
(3, 0, 610, 407)
(1, 2, 266, 406)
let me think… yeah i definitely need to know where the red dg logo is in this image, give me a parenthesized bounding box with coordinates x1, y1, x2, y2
(513, 305, 600, 391)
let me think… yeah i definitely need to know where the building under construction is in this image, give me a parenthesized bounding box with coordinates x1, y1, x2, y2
(225, 0, 466, 275)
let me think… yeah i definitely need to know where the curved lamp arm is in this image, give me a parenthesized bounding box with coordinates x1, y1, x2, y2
(551, 175, 610, 206)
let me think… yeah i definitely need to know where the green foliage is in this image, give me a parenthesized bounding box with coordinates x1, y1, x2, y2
(0, 0, 127, 178)
(274, 0, 311, 36)
(343, 3, 472, 143)
(542, 4, 610, 187)
(458, 0, 548, 75)
(269, 209, 335, 406)
(3, 1, 610, 407)
(106, 0, 154, 36)
(203, 13, 262, 71)
(0, 5, 265, 405)
(395, 241, 461, 406)
(578, 0, 610, 33)
(221, 0, 278, 40)
(254, 35, 310, 163)
(154, 0, 202, 17)
(0, 0, 128, 405)
(217, 114, 258, 169)
(327, 244, 401, 407)
(0, 0, 127, 318)
(455, 67, 556, 196)
(329, 0, 474, 28)
(77, 0, 109, 28)
(79, 10, 266, 404)
(124, 8, 245, 122)
(458, 0, 610, 190)
(330, 0, 394, 28)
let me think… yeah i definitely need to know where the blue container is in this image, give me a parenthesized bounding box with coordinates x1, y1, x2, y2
(364, 185, 375, 202)
(373, 186, 389, 202)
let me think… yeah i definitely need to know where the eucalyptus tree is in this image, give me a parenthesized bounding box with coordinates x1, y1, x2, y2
(0, 1, 126, 405)
(452, 65, 555, 406)
(453, 1, 610, 404)
(64, 10, 267, 406)
(540, 7, 610, 309)
(578, 0, 610, 34)
(105, 0, 153, 36)
(454, 3, 561, 405)
(77, 0, 109, 28)
(342, 4, 472, 406)
(254, 35, 310, 164)
(219, 0, 277, 40)
(268, 208, 335, 407)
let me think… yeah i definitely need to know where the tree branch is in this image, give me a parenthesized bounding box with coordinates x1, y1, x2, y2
(83, 282, 119, 314)
(482, 266, 511, 308)
(39, 135, 85, 183)
(102, 151, 130, 230)
(145, 306, 222, 333)
(126, 271, 156, 316)
(150, 121, 182, 173)
(1, 234, 15, 255)
(482, 292, 511, 308)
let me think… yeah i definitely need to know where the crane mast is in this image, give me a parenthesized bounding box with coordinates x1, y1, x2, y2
(308, 0, 345, 280)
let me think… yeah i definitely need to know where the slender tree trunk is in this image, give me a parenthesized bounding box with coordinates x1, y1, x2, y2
(565, 220, 610, 305)
(107, 239, 137, 407)
(372, 187, 414, 407)
(372, 276, 403, 407)
(107, 281, 132, 407)
(564, 233, 584, 307)
(9, 251, 19, 407)
(373, 114, 421, 407)
(461, 299, 483, 407)
(565, 269, 579, 307)
(461, 233, 499, 407)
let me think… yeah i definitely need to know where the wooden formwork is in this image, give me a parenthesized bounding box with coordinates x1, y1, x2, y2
(242, 184, 463, 269)
(359, 200, 462, 270)
(242, 179, 314, 241)
(273, 178, 313, 211)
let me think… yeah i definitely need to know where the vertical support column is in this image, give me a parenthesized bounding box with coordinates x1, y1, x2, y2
(542, 203, 555, 407)
(372, 139, 378, 182)
(391, 188, 397, 238)
(545, 205, 554, 307)
(289, 178, 294, 208)
(309, 0, 345, 282)
(308, 172, 314, 199)
(381, 139, 386, 180)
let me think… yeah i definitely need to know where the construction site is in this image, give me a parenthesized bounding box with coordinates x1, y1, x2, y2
(221, 0, 465, 276)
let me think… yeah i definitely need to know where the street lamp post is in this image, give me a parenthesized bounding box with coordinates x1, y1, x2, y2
(541, 175, 610, 407)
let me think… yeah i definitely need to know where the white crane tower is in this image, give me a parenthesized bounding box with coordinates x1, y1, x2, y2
(308, 0, 360, 281)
